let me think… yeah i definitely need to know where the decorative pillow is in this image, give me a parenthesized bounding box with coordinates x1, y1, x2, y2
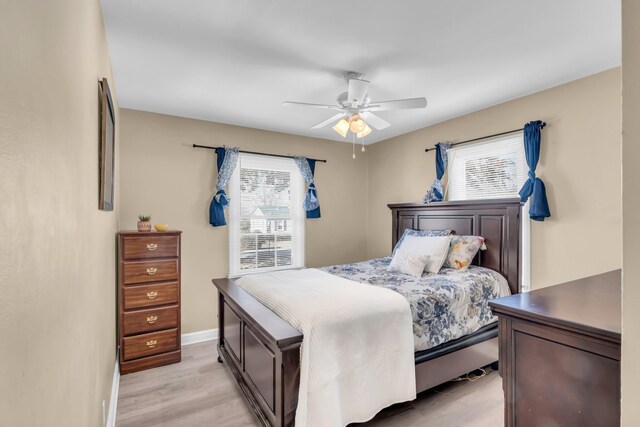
(388, 249, 430, 278)
(390, 234, 453, 274)
(392, 229, 451, 256)
(443, 236, 486, 270)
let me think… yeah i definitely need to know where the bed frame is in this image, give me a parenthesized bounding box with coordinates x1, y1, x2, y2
(212, 198, 522, 427)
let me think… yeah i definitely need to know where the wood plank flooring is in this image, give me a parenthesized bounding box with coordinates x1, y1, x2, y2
(116, 341, 504, 427)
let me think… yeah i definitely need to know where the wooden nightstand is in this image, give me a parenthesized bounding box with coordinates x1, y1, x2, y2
(490, 270, 621, 427)
(118, 230, 182, 374)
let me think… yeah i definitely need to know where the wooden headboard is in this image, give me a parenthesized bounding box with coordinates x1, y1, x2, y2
(388, 198, 522, 294)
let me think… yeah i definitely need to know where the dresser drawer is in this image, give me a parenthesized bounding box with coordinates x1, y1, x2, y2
(123, 259, 178, 284)
(122, 235, 179, 260)
(123, 305, 179, 336)
(124, 282, 179, 310)
(123, 328, 178, 361)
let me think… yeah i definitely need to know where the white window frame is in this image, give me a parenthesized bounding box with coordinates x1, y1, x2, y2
(227, 153, 305, 277)
(445, 133, 532, 292)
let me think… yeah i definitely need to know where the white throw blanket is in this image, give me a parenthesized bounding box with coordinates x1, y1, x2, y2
(236, 268, 416, 427)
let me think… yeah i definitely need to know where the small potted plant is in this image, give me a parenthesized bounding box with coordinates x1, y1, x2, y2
(137, 215, 152, 232)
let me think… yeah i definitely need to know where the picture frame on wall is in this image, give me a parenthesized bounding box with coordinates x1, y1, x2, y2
(99, 77, 115, 211)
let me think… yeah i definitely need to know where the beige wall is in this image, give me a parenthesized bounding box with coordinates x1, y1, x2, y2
(367, 68, 622, 290)
(121, 69, 622, 337)
(622, 0, 640, 424)
(0, 1, 119, 426)
(119, 109, 369, 333)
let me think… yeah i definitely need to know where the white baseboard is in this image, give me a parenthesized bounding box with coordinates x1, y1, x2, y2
(182, 328, 219, 346)
(106, 355, 120, 427)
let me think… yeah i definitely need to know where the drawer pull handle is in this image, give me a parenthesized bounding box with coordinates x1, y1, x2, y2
(147, 315, 158, 324)
(146, 291, 158, 300)
(146, 339, 157, 348)
(146, 243, 158, 251)
(146, 267, 157, 275)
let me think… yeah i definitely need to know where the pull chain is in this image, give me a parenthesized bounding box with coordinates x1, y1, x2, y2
(352, 133, 356, 159)
(361, 135, 366, 152)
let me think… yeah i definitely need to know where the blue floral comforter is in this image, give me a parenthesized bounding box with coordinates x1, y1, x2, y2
(320, 257, 511, 352)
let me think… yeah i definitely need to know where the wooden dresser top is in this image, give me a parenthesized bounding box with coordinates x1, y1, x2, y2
(118, 230, 182, 236)
(489, 270, 621, 341)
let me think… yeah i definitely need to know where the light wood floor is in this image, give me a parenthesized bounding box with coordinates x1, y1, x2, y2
(116, 341, 504, 427)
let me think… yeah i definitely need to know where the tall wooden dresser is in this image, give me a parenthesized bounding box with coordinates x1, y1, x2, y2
(118, 230, 182, 374)
(490, 270, 621, 427)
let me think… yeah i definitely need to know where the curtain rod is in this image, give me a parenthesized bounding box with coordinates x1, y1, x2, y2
(192, 144, 327, 163)
(424, 122, 547, 153)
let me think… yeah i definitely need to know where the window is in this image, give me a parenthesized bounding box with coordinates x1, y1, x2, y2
(446, 134, 531, 291)
(447, 135, 526, 201)
(228, 154, 305, 277)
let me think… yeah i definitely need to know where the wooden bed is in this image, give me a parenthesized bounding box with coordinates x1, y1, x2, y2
(212, 198, 522, 427)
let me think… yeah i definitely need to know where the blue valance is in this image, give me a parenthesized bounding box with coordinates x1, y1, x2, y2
(294, 156, 321, 219)
(423, 142, 452, 203)
(519, 121, 550, 221)
(209, 147, 239, 227)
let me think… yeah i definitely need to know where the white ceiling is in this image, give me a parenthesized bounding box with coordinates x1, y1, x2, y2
(101, 0, 620, 144)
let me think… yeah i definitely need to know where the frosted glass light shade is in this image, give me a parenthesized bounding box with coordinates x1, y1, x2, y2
(356, 124, 372, 138)
(332, 118, 350, 137)
(349, 114, 366, 133)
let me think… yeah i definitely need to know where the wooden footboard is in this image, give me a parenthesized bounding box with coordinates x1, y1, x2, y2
(213, 278, 302, 427)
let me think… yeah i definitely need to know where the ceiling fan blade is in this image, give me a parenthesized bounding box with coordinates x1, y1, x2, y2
(361, 112, 390, 130)
(347, 79, 369, 107)
(282, 101, 343, 111)
(366, 97, 427, 111)
(311, 113, 346, 130)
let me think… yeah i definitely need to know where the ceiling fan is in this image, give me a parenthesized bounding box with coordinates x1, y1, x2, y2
(283, 71, 427, 139)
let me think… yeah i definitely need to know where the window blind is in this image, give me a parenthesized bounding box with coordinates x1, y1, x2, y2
(446, 133, 531, 292)
(228, 154, 305, 277)
(446, 134, 527, 201)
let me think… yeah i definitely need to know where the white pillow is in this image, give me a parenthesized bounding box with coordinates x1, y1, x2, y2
(388, 250, 430, 278)
(394, 235, 454, 274)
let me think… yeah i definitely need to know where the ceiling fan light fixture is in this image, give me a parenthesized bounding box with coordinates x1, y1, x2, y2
(283, 72, 428, 146)
(356, 124, 372, 139)
(332, 118, 350, 137)
(349, 114, 366, 133)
